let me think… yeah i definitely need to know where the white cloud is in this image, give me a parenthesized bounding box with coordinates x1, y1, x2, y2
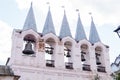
(0, 21, 13, 65)
(15, 0, 120, 28)
(15, 0, 32, 10)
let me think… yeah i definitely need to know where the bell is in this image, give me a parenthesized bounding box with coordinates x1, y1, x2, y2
(45, 49, 49, 53)
(22, 41, 34, 55)
(96, 56, 101, 65)
(49, 49, 53, 54)
(81, 53, 85, 61)
(66, 51, 71, 57)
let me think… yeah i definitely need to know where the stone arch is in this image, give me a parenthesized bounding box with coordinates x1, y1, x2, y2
(22, 34, 37, 55)
(64, 40, 73, 69)
(45, 37, 56, 67)
(24, 34, 36, 42)
(95, 45, 106, 72)
(43, 33, 58, 44)
(80, 43, 91, 71)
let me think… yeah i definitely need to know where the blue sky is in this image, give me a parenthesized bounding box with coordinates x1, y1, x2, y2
(0, 0, 120, 64)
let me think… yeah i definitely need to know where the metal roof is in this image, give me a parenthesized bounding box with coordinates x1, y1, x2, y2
(75, 13, 87, 41)
(89, 17, 101, 44)
(23, 3, 37, 31)
(42, 7, 56, 35)
(0, 65, 14, 76)
(59, 11, 72, 38)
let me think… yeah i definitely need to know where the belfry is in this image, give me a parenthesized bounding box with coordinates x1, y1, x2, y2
(7, 3, 112, 80)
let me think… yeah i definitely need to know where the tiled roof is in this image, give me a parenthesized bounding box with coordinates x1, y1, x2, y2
(0, 65, 14, 76)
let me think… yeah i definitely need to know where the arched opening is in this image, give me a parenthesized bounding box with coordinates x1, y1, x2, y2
(80, 44, 91, 71)
(95, 46, 106, 72)
(22, 34, 36, 55)
(45, 38, 55, 67)
(64, 41, 73, 69)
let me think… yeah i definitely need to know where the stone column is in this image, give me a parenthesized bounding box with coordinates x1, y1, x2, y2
(54, 41, 65, 69)
(72, 44, 82, 71)
(89, 46, 97, 72)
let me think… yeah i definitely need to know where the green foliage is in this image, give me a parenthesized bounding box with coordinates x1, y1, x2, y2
(116, 73, 120, 80)
(94, 74, 100, 80)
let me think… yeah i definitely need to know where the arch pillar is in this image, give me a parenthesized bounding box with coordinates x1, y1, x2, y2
(89, 46, 97, 72)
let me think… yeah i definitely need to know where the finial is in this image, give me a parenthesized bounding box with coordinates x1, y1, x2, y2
(31, 2, 33, 6)
(61, 6, 65, 8)
(61, 6, 65, 13)
(76, 9, 80, 16)
(76, 9, 79, 12)
(46, 2, 50, 10)
(46, 2, 50, 5)
(89, 12, 93, 21)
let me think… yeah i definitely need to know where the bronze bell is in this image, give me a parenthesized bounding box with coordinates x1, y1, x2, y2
(81, 53, 85, 61)
(66, 51, 71, 57)
(22, 41, 34, 55)
(45, 49, 49, 53)
(49, 49, 53, 54)
(96, 56, 101, 65)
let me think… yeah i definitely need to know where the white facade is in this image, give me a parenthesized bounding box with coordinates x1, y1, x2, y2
(0, 76, 19, 80)
(7, 3, 112, 80)
(7, 29, 112, 80)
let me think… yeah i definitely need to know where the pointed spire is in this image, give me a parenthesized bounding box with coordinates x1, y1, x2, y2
(89, 15, 101, 44)
(75, 12, 87, 41)
(23, 2, 37, 31)
(42, 6, 56, 35)
(59, 10, 72, 38)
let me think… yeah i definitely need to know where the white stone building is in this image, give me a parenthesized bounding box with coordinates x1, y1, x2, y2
(7, 3, 112, 80)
